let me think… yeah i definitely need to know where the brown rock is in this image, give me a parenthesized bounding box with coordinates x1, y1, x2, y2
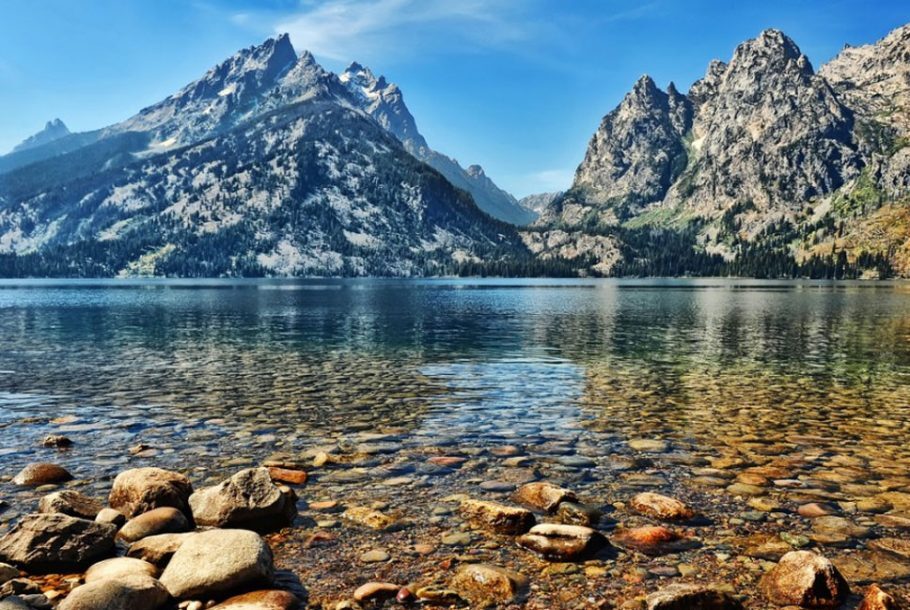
(38, 491, 103, 520)
(517, 523, 605, 561)
(869, 537, 910, 560)
(859, 584, 899, 610)
(646, 584, 743, 610)
(57, 575, 168, 610)
(798, 502, 840, 518)
(760, 550, 849, 608)
(118, 507, 190, 543)
(84, 557, 159, 582)
(267, 467, 308, 486)
(353, 582, 400, 602)
(40, 435, 73, 448)
(12, 463, 73, 487)
(611, 526, 692, 556)
(630, 492, 694, 521)
(449, 563, 527, 608)
(511, 482, 577, 512)
(459, 499, 535, 535)
(126, 533, 193, 568)
(342, 506, 395, 530)
(427, 456, 466, 467)
(109, 467, 193, 519)
(209, 589, 300, 609)
(95, 508, 127, 528)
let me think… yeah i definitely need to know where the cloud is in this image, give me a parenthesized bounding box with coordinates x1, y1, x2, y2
(273, 0, 537, 63)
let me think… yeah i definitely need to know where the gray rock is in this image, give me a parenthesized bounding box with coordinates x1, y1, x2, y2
(118, 507, 190, 543)
(38, 491, 103, 520)
(84, 557, 159, 582)
(158, 529, 273, 599)
(126, 532, 194, 569)
(0, 513, 116, 572)
(12, 463, 73, 487)
(0, 561, 18, 584)
(189, 468, 296, 533)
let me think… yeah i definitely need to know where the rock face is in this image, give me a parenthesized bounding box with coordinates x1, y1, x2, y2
(118, 507, 190, 543)
(58, 574, 168, 610)
(524, 23, 910, 278)
(0, 513, 116, 572)
(448, 564, 527, 608)
(189, 468, 297, 533)
(159, 529, 274, 599)
(459, 499, 535, 535)
(109, 468, 193, 519)
(38, 491, 103, 520)
(12, 463, 73, 486)
(646, 584, 744, 610)
(760, 550, 849, 607)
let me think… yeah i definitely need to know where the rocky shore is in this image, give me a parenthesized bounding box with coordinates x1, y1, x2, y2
(1, 435, 909, 609)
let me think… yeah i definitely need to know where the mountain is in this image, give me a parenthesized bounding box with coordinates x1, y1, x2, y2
(339, 62, 536, 226)
(525, 24, 910, 278)
(518, 192, 562, 215)
(0, 36, 532, 277)
(12, 119, 71, 153)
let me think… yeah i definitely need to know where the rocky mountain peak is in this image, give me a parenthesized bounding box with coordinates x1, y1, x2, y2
(466, 164, 486, 178)
(11, 118, 71, 153)
(727, 28, 814, 80)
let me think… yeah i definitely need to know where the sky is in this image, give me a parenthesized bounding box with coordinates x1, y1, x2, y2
(0, 1, 907, 198)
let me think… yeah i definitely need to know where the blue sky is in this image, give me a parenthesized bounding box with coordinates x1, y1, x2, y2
(0, 0, 907, 197)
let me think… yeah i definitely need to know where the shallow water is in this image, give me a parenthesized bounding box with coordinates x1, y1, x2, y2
(2, 278, 910, 607)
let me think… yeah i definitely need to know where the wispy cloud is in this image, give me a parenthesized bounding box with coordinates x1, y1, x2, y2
(273, 0, 538, 63)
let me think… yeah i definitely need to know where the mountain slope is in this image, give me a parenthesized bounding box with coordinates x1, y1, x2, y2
(0, 37, 530, 277)
(339, 63, 535, 225)
(526, 24, 910, 278)
(12, 119, 71, 153)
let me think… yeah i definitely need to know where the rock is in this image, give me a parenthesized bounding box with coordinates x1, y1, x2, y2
(869, 537, 910, 560)
(84, 557, 159, 582)
(511, 482, 577, 512)
(810, 516, 871, 546)
(555, 501, 601, 526)
(0, 562, 18, 585)
(126, 533, 193, 568)
(0, 578, 41, 597)
(12, 463, 73, 487)
(118, 507, 190, 543)
(353, 582, 399, 603)
(267, 467, 307, 486)
(832, 551, 910, 584)
(516, 523, 605, 561)
(38, 491, 103, 520)
(760, 550, 849, 608)
(0, 513, 116, 572)
(646, 584, 744, 609)
(342, 506, 395, 530)
(209, 590, 300, 609)
(630, 492, 695, 521)
(40, 435, 73, 448)
(449, 563, 527, 608)
(109, 467, 194, 519)
(159, 529, 273, 599)
(859, 584, 899, 610)
(95, 508, 127, 528)
(611, 526, 693, 556)
(628, 439, 670, 452)
(189, 468, 297, 533)
(360, 549, 389, 563)
(798, 502, 840, 518)
(58, 575, 168, 610)
(0, 597, 30, 610)
(459, 499, 535, 534)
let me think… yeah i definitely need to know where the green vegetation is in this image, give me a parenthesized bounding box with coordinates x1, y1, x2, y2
(832, 167, 885, 217)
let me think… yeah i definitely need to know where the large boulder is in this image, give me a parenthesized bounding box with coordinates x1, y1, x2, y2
(109, 468, 193, 519)
(58, 575, 168, 610)
(118, 507, 190, 543)
(189, 468, 297, 533)
(38, 491, 103, 520)
(0, 513, 116, 572)
(760, 550, 849, 608)
(449, 564, 527, 608)
(859, 584, 899, 610)
(646, 584, 743, 609)
(12, 463, 73, 487)
(159, 529, 273, 599)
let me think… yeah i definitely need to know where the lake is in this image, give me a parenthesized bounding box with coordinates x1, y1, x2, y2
(2, 278, 910, 607)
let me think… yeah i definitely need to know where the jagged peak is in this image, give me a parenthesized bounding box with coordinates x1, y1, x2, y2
(731, 28, 813, 75)
(45, 118, 68, 131)
(466, 164, 486, 178)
